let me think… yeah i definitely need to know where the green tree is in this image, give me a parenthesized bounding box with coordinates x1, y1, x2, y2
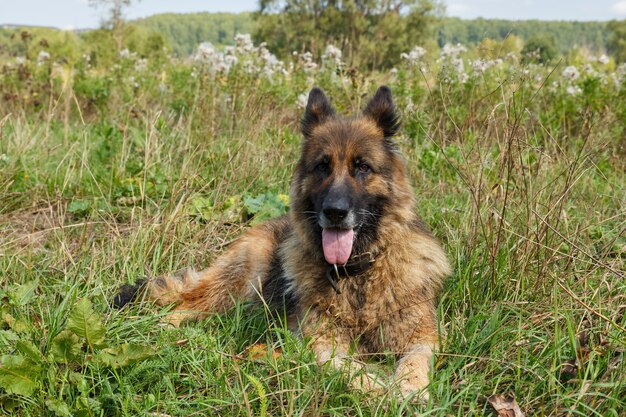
(134, 13, 255, 55)
(437, 18, 607, 55)
(255, 0, 441, 70)
(607, 20, 626, 63)
(88, 0, 136, 49)
(521, 34, 557, 64)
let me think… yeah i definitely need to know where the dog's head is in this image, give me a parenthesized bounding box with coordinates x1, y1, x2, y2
(291, 86, 415, 265)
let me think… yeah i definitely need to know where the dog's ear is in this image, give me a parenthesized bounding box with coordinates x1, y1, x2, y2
(363, 86, 401, 138)
(301, 87, 335, 138)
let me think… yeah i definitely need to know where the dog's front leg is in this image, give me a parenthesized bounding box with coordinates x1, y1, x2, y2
(305, 316, 385, 392)
(393, 342, 435, 401)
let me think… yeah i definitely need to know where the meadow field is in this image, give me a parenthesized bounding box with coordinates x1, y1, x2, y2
(0, 33, 625, 416)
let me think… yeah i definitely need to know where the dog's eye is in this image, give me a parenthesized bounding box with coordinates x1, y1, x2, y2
(315, 162, 329, 174)
(357, 163, 371, 174)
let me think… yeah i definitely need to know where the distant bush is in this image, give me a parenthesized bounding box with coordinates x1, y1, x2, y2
(521, 34, 557, 64)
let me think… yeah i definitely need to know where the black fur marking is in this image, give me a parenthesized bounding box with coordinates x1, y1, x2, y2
(363, 86, 401, 138)
(262, 250, 299, 317)
(352, 193, 390, 256)
(301, 87, 335, 138)
(112, 278, 147, 309)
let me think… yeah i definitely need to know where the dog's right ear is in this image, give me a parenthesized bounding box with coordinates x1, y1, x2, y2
(301, 88, 335, 138)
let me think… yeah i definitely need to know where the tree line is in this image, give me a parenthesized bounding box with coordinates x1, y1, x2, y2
(133, 9, 622, 65)
(2, 1, 626, 68)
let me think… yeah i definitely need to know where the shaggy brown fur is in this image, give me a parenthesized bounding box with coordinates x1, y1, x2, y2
(116, 86, 451, 399)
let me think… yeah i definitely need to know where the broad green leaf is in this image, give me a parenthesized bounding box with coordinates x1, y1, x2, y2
(69, 372, 89, 395)
(67, 298, 106, 350)
(243, 193, 266, 213)
(15, 340, 44, 364)
(0, 355, 41, 396)
(76, 396, 102, 416)
(51, 330, 82, 363)
(97, 343, 154, 369)
(0, 330, 19, 346)
(189, 195, 214, 221)
(243, 192, 288, 225)
(67, 199, 91, 215)
(1, 312, 27, 333)
(10, 280, 39, 306)
(46, 398, 72, 417)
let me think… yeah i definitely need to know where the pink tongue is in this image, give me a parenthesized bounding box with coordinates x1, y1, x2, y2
(322, 229, 354, 265)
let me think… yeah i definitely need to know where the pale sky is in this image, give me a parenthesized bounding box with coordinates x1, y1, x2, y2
(1, 0, 625, 29)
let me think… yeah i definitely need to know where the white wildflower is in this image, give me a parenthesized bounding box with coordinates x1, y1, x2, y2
(583, 63, 599, 78)
(134, 58, 148, 72)
(235, 33, 254, 53)
(440, 43, 467, 58)
(16, 56, 25, 65)
(322, 45, 343, 67)
(598, 54, 609, 65)
(506, 51, 519, 62)
(471, 58, 494, 73)
(390, 67, 398, 76)
(299, 51, 317, 72)
(212, 55, 229, 73)
(452, 57, 465, 74)
(127, 76, 139, 88)
(562, 66, 579, 80)
(37, 50, 50, 62)
(224, 54, 238, 68)
(194, 34, 287, 80)
(242, 59, 257, 74)
(566, 85, 582, 95)
(400, 46, 426, 66)
(296, 93, 308, 109)
(194, 42, 216, 62)
(614, 63, 626, 86)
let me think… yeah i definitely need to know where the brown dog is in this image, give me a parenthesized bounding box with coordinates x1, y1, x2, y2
(115, 86, 451, 399)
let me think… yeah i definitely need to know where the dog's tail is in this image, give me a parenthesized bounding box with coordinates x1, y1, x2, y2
(112, 217, 290, 325)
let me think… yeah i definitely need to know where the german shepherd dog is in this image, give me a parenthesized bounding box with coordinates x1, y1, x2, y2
(115, 86, 451, 399)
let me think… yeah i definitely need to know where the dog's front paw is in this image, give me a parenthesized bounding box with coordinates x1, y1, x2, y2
(349, 370, 386, 393)
(396, 379, 430, 403)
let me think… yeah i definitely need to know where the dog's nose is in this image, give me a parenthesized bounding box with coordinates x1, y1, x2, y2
(323, 206, 349, 224)
(322, 182, 352, 225)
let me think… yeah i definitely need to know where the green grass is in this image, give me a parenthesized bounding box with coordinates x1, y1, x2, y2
(1, 41, 625, 416)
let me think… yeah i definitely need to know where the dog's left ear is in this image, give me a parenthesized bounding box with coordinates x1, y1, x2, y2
(363, 86, 401, 138)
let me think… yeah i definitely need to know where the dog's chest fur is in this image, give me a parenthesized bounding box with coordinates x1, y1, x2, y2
(283, 231, 441, 353)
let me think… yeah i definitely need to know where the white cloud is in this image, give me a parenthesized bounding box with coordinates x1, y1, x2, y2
(447, 3, 470, 14)
(612, 0, 626, 15)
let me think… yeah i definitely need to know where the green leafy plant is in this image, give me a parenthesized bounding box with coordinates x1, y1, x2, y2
(0, 298, 155, 411)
